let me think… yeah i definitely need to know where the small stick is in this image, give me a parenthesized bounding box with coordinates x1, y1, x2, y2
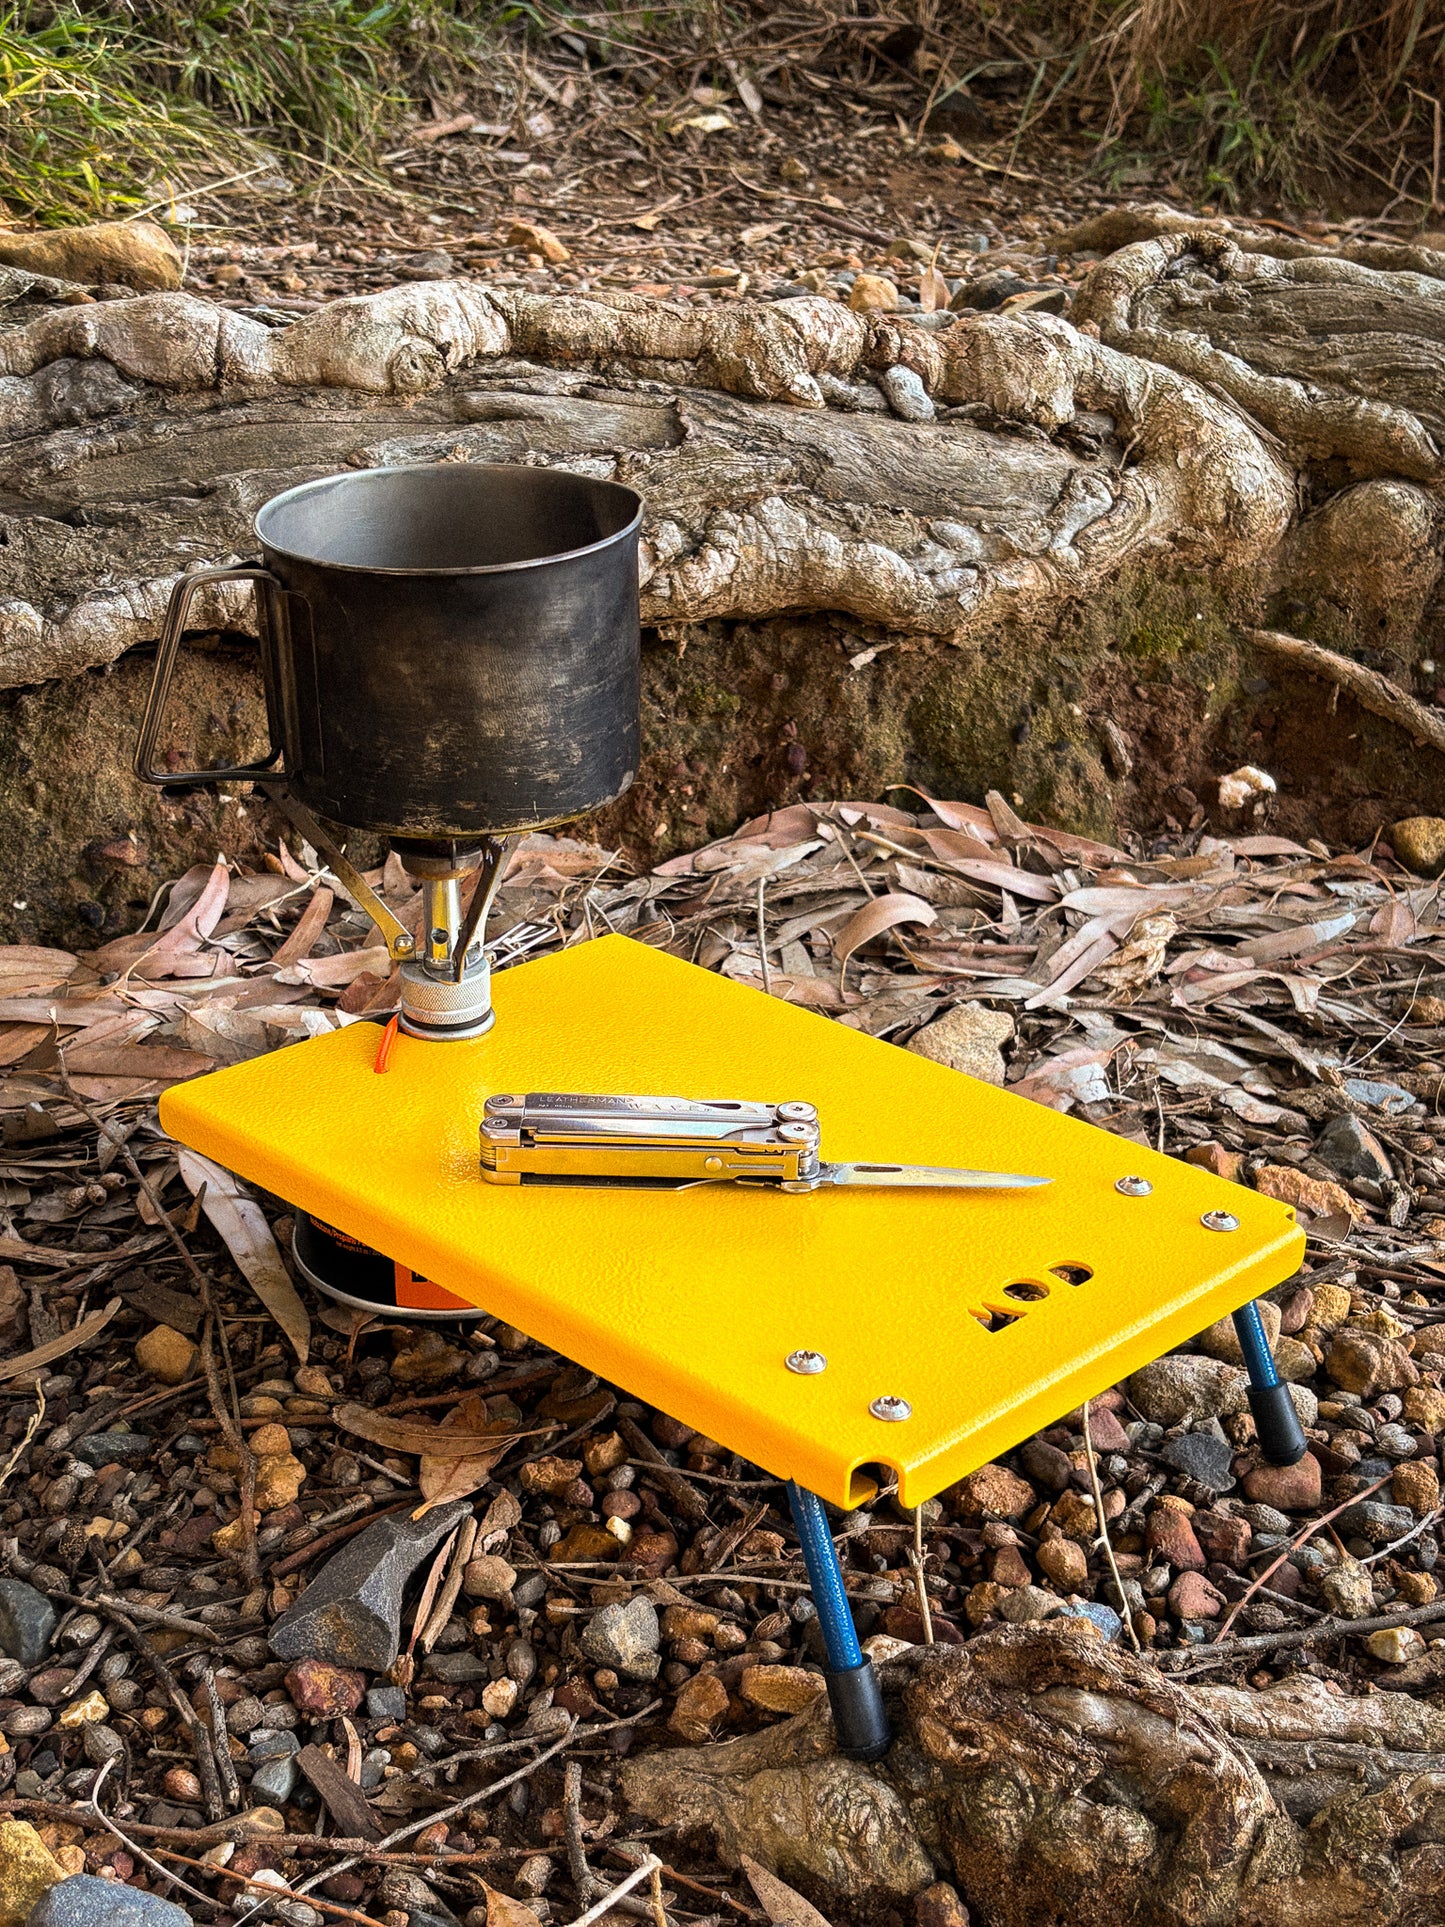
(1162, 1596, 1445, 1675)
(1247, 627, 1445, 758)
(196, 1659, 243, 1809)
(909, 1506, 934, 1645)
(1212, 1470, 1393, 1644)
(565, 1857, 665, 1927)
(1082, 1403, 1141, 1653)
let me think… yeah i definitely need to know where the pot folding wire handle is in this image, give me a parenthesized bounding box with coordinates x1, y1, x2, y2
(134, 563, 288, 788)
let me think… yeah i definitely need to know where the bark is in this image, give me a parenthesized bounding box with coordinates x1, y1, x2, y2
(620, 1624, 1445, 1927)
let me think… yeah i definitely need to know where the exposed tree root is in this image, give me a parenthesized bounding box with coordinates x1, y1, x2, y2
(620, 1624, 1445, 1927)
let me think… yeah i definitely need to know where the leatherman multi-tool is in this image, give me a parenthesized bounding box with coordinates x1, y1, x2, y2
(478, 1092, 1051, 1192)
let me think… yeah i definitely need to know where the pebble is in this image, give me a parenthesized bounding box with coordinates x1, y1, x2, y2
(878, 365, 936, 422)
(461, 1555, 517, 1600)
(366, 1685, 407, 1721)
(1394, 1461, 1441, 1515)
(1056, 1601, 1123, 1643)
(907, 1003, 1011, 1082)
(1325, 1329, 1418, 1398)
(285, 1658, 366, 1719)
(1036, 1536, 1088, 1590)
(1147, 1505, 1206, 1570)
(1128, 1355, 1239, 1426)
(57, 1690, 108, 1728)
(481, 1678, 518, 1719)
(1243, 1453, 1322, 1511)
(71, 1431, 151, 1466)
(1168, 1571, 1225, 1619)
(0, 1579, 56, 1666)
(0, 1819, 65, 1927)
(666, 1668, 730, 1745)
(507, 220, 569, 264)
(1315, 1114, 1394, 1184)
(739, 1664, 826, 1713)
(948, 1464, 1036, 1520)
(25, 1875, 194, 1927)
(914, 1882, 971, 1927)
(251, 1755, 299, 1803)
(1321, 1559, 1376, 1618)
(580, 1598, 660, 1680)
(996, 1585, 1060, 1623)
(135, 1325, 197, 1385)
(1366, 1626, 1427, 1664)
(1390, 816, 1445, 877)
(1159, 1430, 1236, 1492)
(269, 1498, 472, 1669)
(1336, 1499, 1414, 1545)
(848, 272, 898, 312)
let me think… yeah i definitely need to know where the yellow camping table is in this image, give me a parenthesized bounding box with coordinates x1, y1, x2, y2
(159, 933, 1306, 1757)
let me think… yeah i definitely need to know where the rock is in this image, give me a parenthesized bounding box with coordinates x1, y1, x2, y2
(996, 1585, 1060, 1623)
(268, 1498, 471, 1669)
(1019, 1438, 1073, 1492)
(1128, 1355, 1240, 1426)
(1217, 765, 1276, 810)
(519, 1456, 584, 1496)
(1375, 1423, 1417, 1460)
(1320, 1558, 1375, 1618)
(1391, 817, 1445, 877)
(1315, 1114, 1394, 1183)
(254, 1452, 307, 1511)
(1036, 1536, 1088, 1590)
(951, 270, 1028, 311)
(0, 221, 182, 291)
(481, 1678, 518, 1719)
(849, 273, 899, 312)
(1336, 1500, 1415, 1546)
(1168, 1571, 1225, 1620)
(580, 1599, 660, 1680)
(57, 1690, 107, 1727)
(365, 1684, 407, 1721)
(1242, 1453, 1321, 1511)
(424, 1650, 488, 1683)
(506, 220, 569, 263)
(1409, 993, 1445, 1025)
(1194, 1510, 1251, 1569)
(1309, 1284, 1353, 1331)
(1366, 1626, 1427, 1665)
(908, 1003, 1011, 1082)
(1186, 1141, 1246, 1182)
(71, 1431, 150, 1466)
(135, 1325, 196, 1385)
(948, 1464, 1036, 1520)
(739, 1665, 826, 1714)
(24, 1875, 193, 1927)
(1199, 1301, 1282, 1363)
(1159, 1431, 1236, 1493)
(1325, 1329, 1418, 1397)
(1220, 1376, 1317, 1430)
(0, 1820, 65, 1927)
(552, 1523, 623, 1563)
(462, 1555, 517, 1600)
(251, 1755, 298, 1803)
(879, 365, 936, 422)
(0, 1578, 57, 1665)
(1407, 1386, 1445, 1430)
(285, 1659, 366, 1719)
(1147, 1504, 1206, 1570)
(1253, 1164, 1364, 1225)
(1056, 1601, 1123, 1643)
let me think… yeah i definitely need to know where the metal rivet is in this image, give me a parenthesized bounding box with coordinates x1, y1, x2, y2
(1201, 1210, 1240, 1232)
(1115, 1175, 1153, 1197)
(704, 1155, 723, 1171)
(786, 1350, 827, 1375)
(777, 1102, 818, 1122)
(870, 1395, 912, 1422)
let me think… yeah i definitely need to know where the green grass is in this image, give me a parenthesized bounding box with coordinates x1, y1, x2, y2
(0, 0, 489, 223)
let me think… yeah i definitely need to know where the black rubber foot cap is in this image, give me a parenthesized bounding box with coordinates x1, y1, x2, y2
(1248, 1380, 1308, 1467)
(826, 1659, 892, 1761)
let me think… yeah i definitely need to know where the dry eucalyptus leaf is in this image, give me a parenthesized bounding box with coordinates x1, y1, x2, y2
(480, 1883, 544, 1927)
(832, 892, 937, 967)
(418, 1392, 518, 1512)
(177, 1148, 311, 1363)
(919, 265, 949, 311)
(741, 1855, 836, 1927)
(0, 1297, 121, 1384)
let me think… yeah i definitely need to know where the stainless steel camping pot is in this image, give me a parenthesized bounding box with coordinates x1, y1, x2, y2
(134, 463, 644, 835)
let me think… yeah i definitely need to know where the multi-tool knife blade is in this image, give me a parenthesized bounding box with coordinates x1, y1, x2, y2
(479, 1092, 1050, 1192)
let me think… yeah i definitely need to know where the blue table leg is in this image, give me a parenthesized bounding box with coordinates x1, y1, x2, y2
(786, 1480, 891, 1760)
(1232, 1300, 1307, 1466)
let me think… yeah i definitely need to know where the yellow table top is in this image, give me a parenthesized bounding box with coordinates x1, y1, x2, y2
(159, 934, 1304, 1506)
